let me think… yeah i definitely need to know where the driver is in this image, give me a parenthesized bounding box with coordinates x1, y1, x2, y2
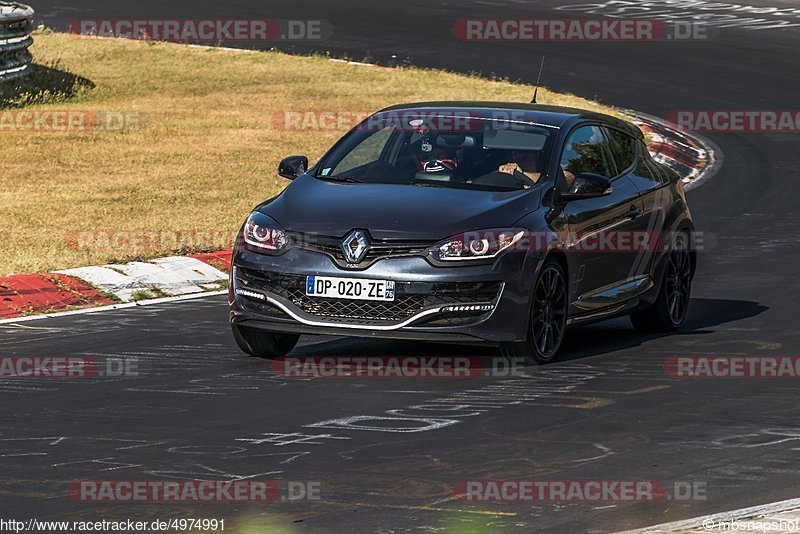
(498, 150, 541, 187)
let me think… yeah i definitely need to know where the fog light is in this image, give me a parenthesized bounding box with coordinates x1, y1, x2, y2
(236, 288, 266, 301)
(440, 304, 494, 313)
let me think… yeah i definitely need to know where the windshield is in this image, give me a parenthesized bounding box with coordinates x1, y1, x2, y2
(316, 112, 556, 191)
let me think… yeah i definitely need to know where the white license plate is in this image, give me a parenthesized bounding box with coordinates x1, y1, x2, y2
(306, 276, 395, 301)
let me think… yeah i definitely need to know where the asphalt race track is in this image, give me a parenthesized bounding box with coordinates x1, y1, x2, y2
(6, 0, 800, 531)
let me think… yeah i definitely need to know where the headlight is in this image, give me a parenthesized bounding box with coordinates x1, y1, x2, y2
(430, 228, 526, 262)
(241, 211, 289, 253)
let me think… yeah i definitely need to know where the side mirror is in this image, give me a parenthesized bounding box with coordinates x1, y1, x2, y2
(278, 155, 309, 180)
(559, 172, 612, 201)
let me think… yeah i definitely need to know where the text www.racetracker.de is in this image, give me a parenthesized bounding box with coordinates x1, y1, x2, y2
(0, 518, 225, 532)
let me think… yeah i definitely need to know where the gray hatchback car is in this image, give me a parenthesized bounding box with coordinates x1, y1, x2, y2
(229, 102, 695, 364)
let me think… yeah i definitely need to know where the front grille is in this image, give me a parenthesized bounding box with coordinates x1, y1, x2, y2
(237, 268, 501, 324)
(288, 232, 435, 269)
(287, 290, 423, 322)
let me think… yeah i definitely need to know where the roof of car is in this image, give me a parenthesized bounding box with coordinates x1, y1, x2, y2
(377, 101, 642, 138)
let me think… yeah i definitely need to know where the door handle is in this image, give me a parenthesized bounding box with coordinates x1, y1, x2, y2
(625, 205, 642, 219)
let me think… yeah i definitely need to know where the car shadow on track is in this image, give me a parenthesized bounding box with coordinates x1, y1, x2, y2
(557, 297, 768, 362)
(288, 298, 767, 367)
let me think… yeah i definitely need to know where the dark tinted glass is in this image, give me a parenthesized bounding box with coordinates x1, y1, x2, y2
(606, 128, 637, 173)
(317, 115, 556, 191)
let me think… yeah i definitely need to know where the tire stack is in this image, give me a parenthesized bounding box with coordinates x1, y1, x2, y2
(0, 2, 34, 83)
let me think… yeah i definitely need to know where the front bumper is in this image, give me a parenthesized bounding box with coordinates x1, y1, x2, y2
(229, 247, 541, 344)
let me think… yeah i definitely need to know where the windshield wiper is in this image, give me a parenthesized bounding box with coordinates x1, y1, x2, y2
(411, 181, 449, 188)
(317, 175, 362, 183)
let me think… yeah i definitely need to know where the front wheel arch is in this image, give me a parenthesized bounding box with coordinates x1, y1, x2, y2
(502, 255, 569, 365)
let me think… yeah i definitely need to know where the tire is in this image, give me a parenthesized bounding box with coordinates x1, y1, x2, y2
(630, 232, 693, 332)
(501, 257, 568, 365)
(231, 323, 300, 359)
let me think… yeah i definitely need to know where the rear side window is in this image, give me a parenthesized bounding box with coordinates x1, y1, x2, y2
(559, 125, 615, 185)
(605, 128, 637, 174)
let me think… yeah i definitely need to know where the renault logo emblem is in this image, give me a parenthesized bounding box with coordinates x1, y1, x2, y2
(342, 229, 370, 264)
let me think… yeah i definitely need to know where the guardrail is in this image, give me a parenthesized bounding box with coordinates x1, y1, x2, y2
(0, 2, 34, 82)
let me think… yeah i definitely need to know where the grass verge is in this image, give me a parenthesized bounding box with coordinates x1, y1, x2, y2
(1, 32, 620, 276)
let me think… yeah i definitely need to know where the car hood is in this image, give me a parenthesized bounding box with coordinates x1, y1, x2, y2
(258, 175, 542, 239)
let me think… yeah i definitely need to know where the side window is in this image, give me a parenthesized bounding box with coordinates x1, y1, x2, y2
(328, 126, 395, 175)
(605, 128, 637, 174)
(559, 125, 615, 186)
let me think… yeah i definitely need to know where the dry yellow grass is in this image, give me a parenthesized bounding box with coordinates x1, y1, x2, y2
(0, 32, 620, 275)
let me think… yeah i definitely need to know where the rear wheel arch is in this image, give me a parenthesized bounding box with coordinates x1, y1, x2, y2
(650, 211, 695, 283)
(632, 228, 693, 332)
